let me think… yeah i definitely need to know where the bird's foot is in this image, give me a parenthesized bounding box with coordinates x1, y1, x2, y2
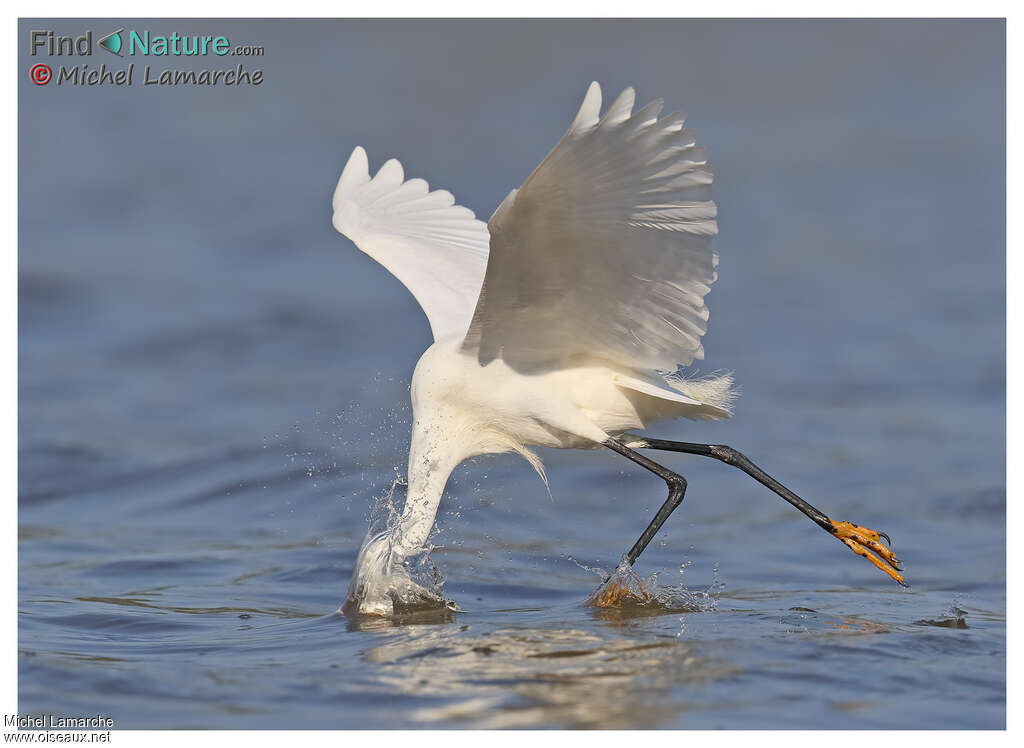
(828, 519, 906, 587)
(589, 578, 654, 607)
(587, 559, 656, 608)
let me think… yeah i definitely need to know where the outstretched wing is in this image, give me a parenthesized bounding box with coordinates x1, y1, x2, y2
(462, 82, 718, 372)
(333, 147, 490, 341)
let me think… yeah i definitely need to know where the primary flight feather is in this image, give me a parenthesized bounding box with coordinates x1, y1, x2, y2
(332, 146, 490, 341)
(464, 82, 718, 372)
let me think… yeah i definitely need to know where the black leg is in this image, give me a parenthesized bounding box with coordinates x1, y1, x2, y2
(625, 435, 835, 533)
(622, 434, 906, 586)
(604, 437, 688, 566)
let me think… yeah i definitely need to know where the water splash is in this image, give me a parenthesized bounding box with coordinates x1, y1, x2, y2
(366, 474, 406, 529)
(913, 600, 969, 629)
(576, 555, 721, 613)
(344, 477, 452, 617)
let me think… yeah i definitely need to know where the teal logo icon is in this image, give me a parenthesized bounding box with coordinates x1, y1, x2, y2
(98, 28, 123, 56)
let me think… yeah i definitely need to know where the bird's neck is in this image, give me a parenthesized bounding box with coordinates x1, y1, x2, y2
(391, 429, 462, 562)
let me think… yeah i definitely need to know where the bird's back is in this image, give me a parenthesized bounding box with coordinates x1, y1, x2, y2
(411, 338, 734, 460)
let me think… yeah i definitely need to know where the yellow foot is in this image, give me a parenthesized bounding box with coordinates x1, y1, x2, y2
(589, 578, 654, 608)
(828, 519, 907, 587)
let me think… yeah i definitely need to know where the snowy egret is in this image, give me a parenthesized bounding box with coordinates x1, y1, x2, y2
(334, 82, 904, 616)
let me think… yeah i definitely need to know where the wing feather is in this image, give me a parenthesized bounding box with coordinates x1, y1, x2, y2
(332, 147, 490, 341)
(462, 83, 719, 372)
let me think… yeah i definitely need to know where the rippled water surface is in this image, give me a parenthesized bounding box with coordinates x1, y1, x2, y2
(19, 19, 1004, 729)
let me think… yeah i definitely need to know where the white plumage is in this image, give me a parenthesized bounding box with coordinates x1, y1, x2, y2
(332, 147, 490, 341)
(334, 82, 734, 615)
(464, 83, 719, 372)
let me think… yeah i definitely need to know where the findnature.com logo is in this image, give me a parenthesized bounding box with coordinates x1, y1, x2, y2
(28, 26, 265, 87)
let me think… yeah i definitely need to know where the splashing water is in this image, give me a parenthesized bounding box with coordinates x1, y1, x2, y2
(576, 555, 721, 613)
(343, 476, 453, 616)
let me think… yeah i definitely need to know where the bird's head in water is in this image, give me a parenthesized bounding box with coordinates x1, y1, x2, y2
(343, 527, 450, 617)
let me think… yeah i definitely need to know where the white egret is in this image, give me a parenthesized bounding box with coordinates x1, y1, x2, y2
(333, 82, 904, 616)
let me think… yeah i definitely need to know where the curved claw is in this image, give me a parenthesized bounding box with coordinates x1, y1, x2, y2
(828, 519, 906, 586)
(878, 531, 891, 548)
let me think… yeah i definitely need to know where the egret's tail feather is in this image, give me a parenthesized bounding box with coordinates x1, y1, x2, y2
(613, 369, 736, 422)
(663, 370, 737, 419)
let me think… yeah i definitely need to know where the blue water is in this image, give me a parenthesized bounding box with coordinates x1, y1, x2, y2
(19, 19, 1005, 728)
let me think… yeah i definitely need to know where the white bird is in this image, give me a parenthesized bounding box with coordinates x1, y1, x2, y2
(333, 82, 905, 616)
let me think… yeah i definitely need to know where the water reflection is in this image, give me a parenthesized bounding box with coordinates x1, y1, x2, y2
(354, 618, 735, 728)
(343, 608, 458, 632)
